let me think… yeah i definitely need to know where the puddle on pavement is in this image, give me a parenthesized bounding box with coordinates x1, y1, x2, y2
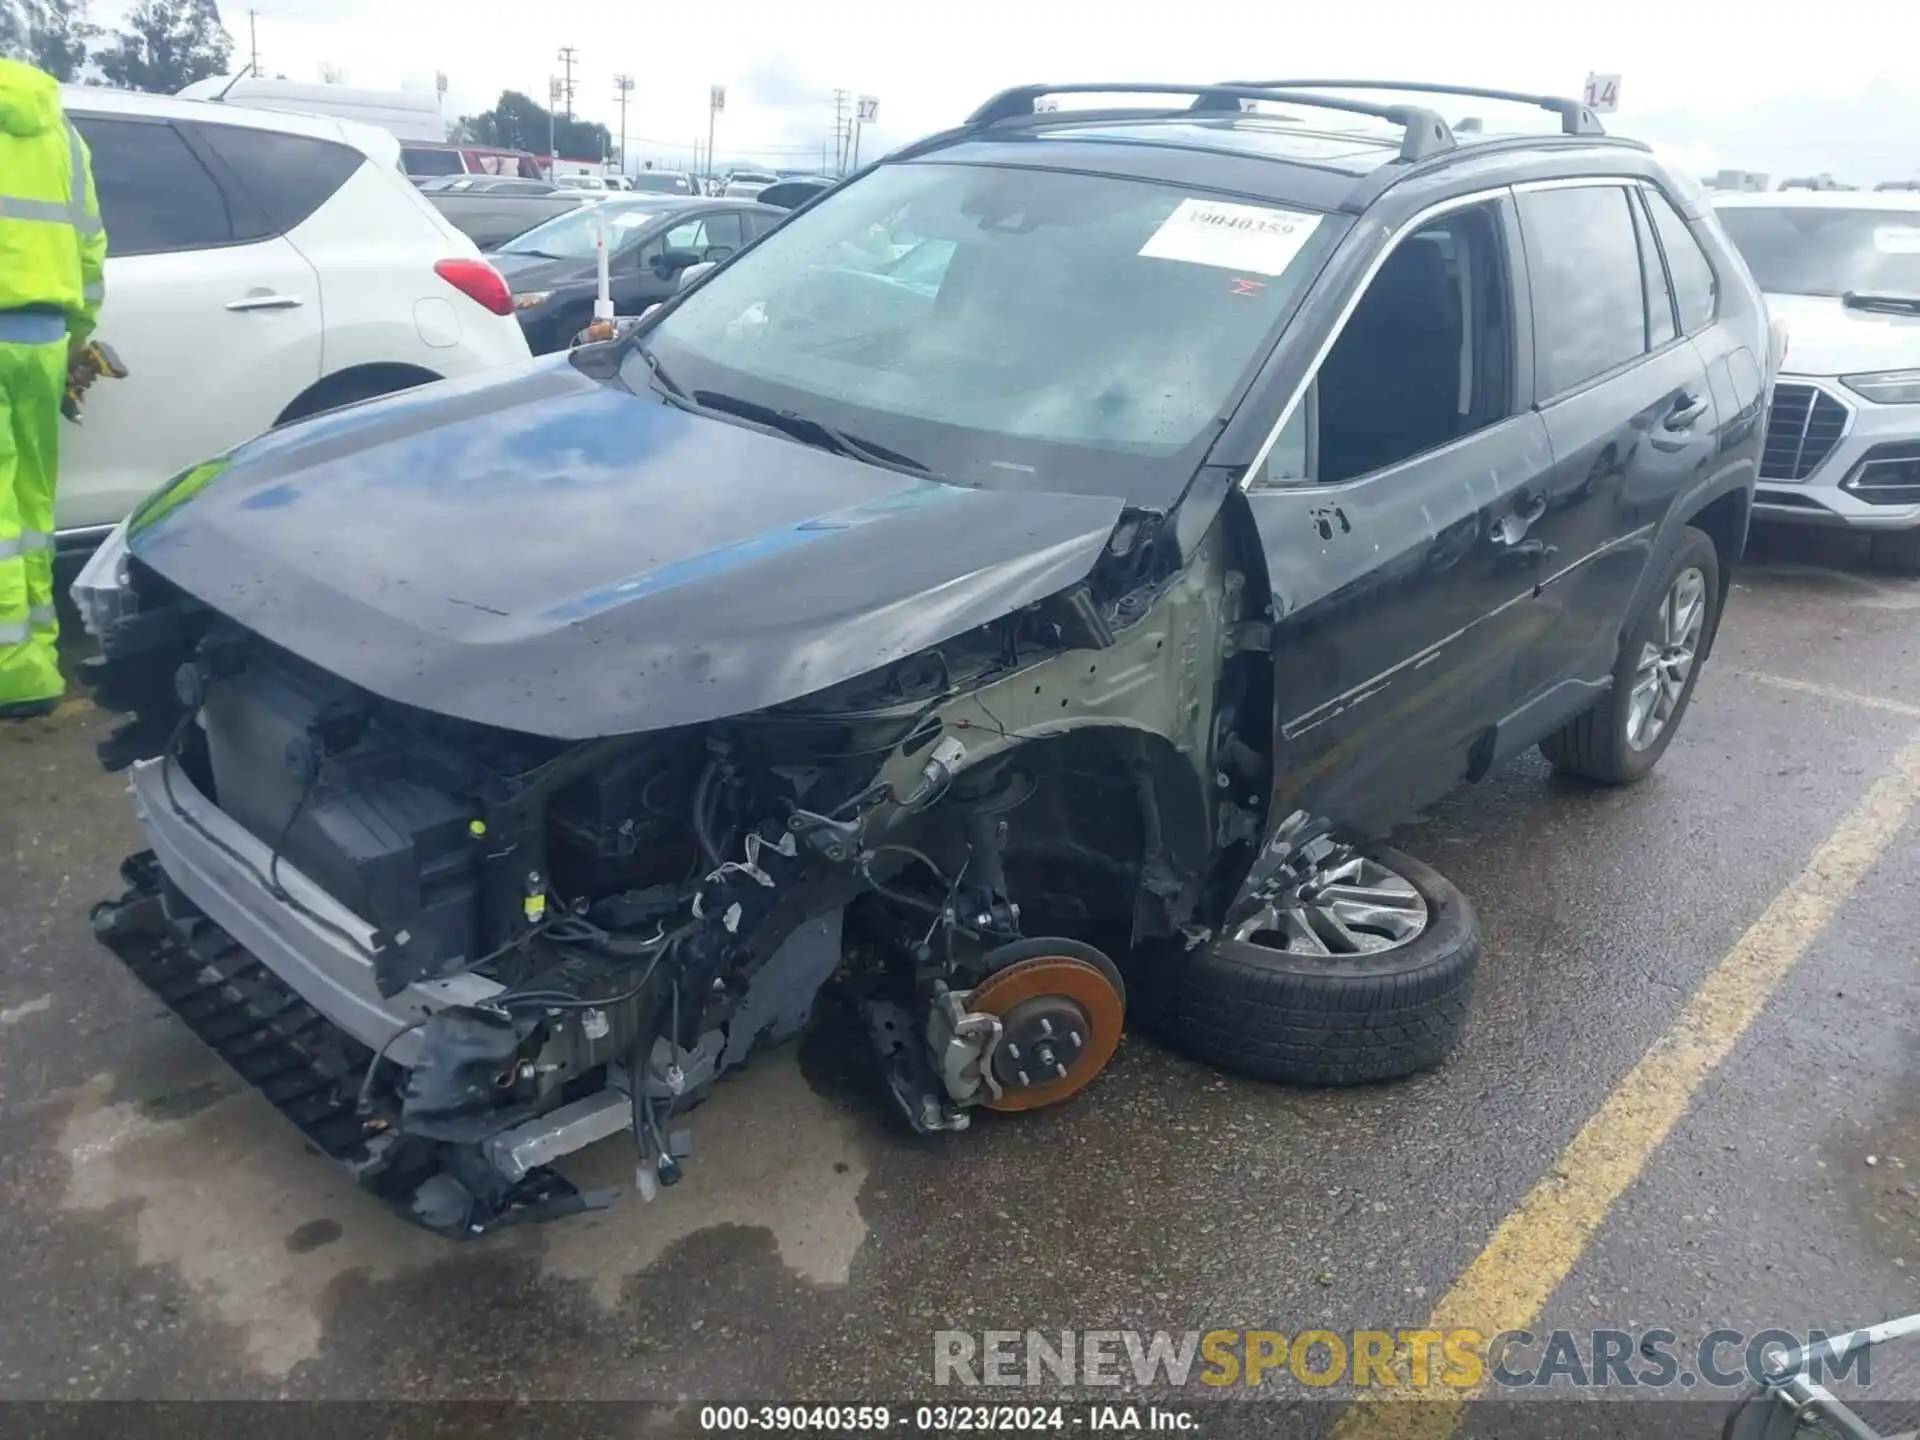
(55, 1037, 871, 1379)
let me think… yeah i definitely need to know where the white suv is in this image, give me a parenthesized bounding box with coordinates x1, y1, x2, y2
(56, 87, 531, 543)
(1715, 191, 1920, 571)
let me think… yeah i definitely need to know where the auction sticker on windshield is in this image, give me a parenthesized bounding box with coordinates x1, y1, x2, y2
(1139, 199, 1322, 275)
(1874, 225, 1920, 255)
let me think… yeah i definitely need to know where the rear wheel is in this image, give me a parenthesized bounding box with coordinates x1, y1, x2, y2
(1541, 525, 1720, 784)
(1869, 528, 1920, 576)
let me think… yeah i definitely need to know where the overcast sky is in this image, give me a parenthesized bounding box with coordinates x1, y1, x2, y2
(193, 0, 1920, 182)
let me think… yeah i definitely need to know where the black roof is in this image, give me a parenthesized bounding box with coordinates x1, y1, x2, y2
(896, 80, 1661, 215)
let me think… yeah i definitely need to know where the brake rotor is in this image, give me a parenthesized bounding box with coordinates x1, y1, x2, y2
(966, 954, 1125, 1112)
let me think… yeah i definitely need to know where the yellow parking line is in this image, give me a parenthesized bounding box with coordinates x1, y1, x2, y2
(1332, 734, 1920, 1440)
(1739, 670, 1920, 720)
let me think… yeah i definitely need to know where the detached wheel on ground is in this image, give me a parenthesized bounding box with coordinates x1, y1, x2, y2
(1174, 845, 1479, 1086)
(1869, 528, 1920, 577)
(1541, 524, 1720, 785)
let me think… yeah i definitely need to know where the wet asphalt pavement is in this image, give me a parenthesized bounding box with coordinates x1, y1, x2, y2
(2, 527, 1918, 1438)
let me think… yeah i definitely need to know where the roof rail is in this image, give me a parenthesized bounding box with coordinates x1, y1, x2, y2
(963, 82, 1455, 162)
(1220, 80, 1606, 137)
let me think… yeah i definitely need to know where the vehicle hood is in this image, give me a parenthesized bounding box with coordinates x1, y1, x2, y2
(125, 356, 1125, 740)
(1766, 291, 1920, 376)
(491, 251, 593, 289)
(1, 59, 59, 137)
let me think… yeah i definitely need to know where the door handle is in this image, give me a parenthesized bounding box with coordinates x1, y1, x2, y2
(1490, 494, 1547, 548)
(226, 294, 304, 312)
(1663, 393, 1710, 432)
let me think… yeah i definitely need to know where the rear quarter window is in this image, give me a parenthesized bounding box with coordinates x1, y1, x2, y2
(1643, 188, 1719, 333)
(193, 124, 365, 235)
(69, 113, 236, 257)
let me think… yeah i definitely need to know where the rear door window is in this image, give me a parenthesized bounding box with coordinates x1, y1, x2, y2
(1517, 185, 1649, 399)
(192, 124, 364, 235)
(69, 114, 235, 257)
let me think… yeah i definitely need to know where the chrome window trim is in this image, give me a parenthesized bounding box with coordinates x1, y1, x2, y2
(1243, 175, 1656, 490)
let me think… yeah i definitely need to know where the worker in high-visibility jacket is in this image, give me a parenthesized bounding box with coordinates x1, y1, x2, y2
(0, 57, 104, 719)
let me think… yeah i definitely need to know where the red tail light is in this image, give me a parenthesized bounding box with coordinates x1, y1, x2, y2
(434, 258, 513, 316)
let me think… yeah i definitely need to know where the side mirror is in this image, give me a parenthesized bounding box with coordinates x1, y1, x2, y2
(678, 261, 716, 292)
(702, 244, 734, 263)
(652, 246, 703, 278)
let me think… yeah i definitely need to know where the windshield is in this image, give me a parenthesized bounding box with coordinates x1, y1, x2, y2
(641, 161, 1341, 499)
(1716, 206, 1920, 298)
(500, 201, 672, 259)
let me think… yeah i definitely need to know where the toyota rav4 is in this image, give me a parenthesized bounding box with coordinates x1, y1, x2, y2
(78, 80, 1766, 1235)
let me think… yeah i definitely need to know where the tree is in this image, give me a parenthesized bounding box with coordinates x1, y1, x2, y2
(1, 1, 30, 61)
(453, 89, 611, 159)
(26, 0, 99, 82)
(97, 0, 231, 93)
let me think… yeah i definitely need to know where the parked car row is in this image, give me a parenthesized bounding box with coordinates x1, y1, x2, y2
(489, 196, 782, 353)
(53, 84, 530, 542)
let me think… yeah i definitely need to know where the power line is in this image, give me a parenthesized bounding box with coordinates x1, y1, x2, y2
(831, 88, 852, 175)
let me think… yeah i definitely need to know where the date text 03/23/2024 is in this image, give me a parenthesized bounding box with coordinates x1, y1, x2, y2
(698, 1405, 1198, 1432)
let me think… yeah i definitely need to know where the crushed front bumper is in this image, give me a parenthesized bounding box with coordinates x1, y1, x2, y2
(94, 853, 616, 1235)
(94, 754, 629, 1236)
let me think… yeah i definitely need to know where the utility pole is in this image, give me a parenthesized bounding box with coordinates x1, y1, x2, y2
(247, 9, 260, 77)
(612, 74, 634, 174)
(830, 89, 851, 174)
(556, 46, 578, 119)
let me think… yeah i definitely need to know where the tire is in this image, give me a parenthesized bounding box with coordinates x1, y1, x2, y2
(1869, 528, 1920, 576)
(1173, 846, 1479, 1085)
(1540, 525, 1720, 785)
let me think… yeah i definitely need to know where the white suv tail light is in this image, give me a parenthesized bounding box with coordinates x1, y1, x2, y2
(434, 258, 513, 316)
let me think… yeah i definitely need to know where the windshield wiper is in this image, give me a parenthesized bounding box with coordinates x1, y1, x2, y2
(634, 342, 696, 409)
(1842, 290, 1920, 315)
(690, 390, 930, 476)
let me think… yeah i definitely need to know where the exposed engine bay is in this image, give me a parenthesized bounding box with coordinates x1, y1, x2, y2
(86, 497, 1274, 1235)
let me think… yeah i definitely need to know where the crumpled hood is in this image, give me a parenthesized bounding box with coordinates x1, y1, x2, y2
(1766, 291, 1920, 377)
(0, 58, 60, 137)
(127, 355, 1125, 740)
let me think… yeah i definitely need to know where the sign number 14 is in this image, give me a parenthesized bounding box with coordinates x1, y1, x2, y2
(1583, 72, 1621, 114)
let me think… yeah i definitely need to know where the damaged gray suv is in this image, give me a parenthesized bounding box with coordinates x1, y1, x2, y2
(80, 80, 1766, 1234)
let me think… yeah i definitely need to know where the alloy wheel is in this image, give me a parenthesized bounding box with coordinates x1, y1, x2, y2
(1230, 853, 1430, 958)
(1625, 566, 1707, 752)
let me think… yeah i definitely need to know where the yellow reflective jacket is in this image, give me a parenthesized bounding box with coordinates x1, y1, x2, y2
(0, 57, 105, 342)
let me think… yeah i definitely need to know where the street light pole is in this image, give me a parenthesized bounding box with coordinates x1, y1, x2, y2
(547, 76, 561, 174)
(613, 74, 634, 174)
